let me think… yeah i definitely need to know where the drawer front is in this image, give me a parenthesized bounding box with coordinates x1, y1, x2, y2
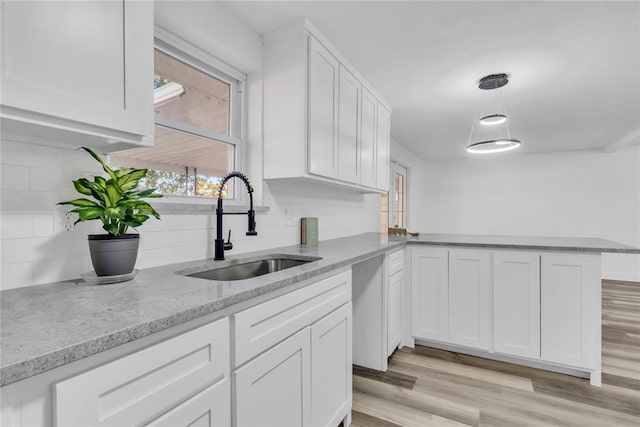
(234, 269, 352, 366)
(387, 249, 404, 275)
(55, 318, 229, 427)
(145, 379, 230, 427)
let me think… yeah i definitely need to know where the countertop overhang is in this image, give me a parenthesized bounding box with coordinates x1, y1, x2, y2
(2, 232, 638, 386)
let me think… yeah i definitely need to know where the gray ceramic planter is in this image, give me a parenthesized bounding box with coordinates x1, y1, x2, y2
(88, 234, 140, 276)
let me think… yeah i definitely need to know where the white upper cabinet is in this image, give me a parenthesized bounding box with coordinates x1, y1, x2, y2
(376, 105, 391, 192)
(308, 37, 339, 179)
(337, 65, 361, 184)
(0, 0, 154, 150)
(360, 88, 378, 188)
(263, 19, 391, 193)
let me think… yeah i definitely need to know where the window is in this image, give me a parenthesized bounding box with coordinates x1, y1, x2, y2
(381, 162, 408, 231)
(110, 44, 243, 199)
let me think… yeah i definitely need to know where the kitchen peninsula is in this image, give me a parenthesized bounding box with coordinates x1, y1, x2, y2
(1, 233, 638, 425)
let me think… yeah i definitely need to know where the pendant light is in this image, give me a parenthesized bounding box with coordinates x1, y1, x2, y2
(466, 73, 522, 154)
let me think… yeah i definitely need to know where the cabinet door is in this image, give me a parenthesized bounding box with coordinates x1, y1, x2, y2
(55, 319, 229, 426)
(494, 251, 540, 359)
(375, 104, 391, 191)
(337, 65, 361, 184)
(387, 270, 403, 355)
(311, 303, 352, 427)
(308, 36, 339, 179)
(411, 248, 449, 341)
(360, 88, 377, 188)
(541, 253, 600, 369)
(448, 249, 492, 350)
(235, 328, 311, 427)
(145, 380, 230, 427)
(0, 0, 153, 141)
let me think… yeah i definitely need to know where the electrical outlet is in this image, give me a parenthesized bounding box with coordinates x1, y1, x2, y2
(64, 212, 75, 232)
(285, 209, 296, 227)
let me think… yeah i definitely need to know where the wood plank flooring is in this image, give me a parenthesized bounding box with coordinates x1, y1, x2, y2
(351, 279, 640, 427)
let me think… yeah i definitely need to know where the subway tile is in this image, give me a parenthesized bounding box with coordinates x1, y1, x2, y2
(0, 215, 33, 239)
(1, 237, 53, 263)
(1, 164, 30, 190)
(32, 214, 54, 237)
(0, 262, 34, 290)
(30, 167, 66, 191)
(1, 189, 60, 213)
(0, 140, 62, 169)
(33, 256, 91, 285)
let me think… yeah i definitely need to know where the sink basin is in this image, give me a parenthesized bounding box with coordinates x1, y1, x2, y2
(185, 255, 321, 281)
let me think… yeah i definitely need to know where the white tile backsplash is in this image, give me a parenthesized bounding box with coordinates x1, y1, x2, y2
(1, 139, 380, 289)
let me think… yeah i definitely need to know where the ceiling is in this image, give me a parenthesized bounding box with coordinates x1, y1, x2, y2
(222, 0, 640, 160)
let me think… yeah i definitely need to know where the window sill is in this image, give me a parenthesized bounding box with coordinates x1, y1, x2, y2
(153, 196, 270, 215)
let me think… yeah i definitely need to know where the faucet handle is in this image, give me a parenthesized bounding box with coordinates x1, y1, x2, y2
(224, 230, 233, 250)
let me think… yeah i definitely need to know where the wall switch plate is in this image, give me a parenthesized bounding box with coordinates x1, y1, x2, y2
(285, 209, 296, 227)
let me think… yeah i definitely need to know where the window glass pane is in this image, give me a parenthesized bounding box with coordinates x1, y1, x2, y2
(380, 193, 389, 232)
(154, 50, 230, 135)
(110, 125, 232, 198)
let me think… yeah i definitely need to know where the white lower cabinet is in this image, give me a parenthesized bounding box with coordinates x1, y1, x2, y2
(235, 328, 312, 427)
(234, 269, 353, 427)
(410, 246, 602, 385)
(411, 247, 449, 341)
(448, 249, 492, 351)
(55, 318, 230, 426)
(493, 251, 540, 359)
(311, 303, 353, 427)
(541, 253, 601, 372)
(386, 250, 404, 356)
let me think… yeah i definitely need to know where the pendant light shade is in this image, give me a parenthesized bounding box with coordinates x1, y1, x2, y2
(466, 139, 521, 154)
(467, 73, 522, 154)
(479, 113, 507, 126)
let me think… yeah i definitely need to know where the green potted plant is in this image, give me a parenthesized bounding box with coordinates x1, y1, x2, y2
(59, 147, 161, 276)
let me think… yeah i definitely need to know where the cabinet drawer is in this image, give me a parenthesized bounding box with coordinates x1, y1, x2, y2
(146, 380, 230, 427)
(387, 249, 404, 275)
(234, 269, 351, 366)
(55, 318, 229, 427)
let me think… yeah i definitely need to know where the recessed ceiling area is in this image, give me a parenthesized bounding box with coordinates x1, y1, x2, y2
(222, 1, 640, 160)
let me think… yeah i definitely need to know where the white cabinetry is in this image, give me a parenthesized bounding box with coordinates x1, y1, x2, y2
(234, 269, 353, 427)
(375, 105, 391, 192)
(311, 303, 353, 427)
(338, 65, 362, 184)
(448, 249, 492, 351)
(263, 19, 391, 193)
(493, 251, 540, 359)
(411, 247, 449, 341)
(0, 0, 154, 150)
(308, 36, 339, 179)
(541, 253, 601, 378)
(387, 250, 404, 355)
(235, 328, 312, 427)
(55, 319, 230, 426)
(359, 88, 377, 188)
(410, 246, 602, 385)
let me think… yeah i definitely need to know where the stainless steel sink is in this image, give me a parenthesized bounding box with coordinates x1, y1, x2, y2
(185, 256, 321, 281)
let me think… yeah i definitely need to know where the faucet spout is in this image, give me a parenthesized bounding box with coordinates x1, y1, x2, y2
(214, 172, 258, 260)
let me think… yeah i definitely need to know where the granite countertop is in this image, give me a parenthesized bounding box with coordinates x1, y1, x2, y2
(404, 233, 640, 254)
(2, 232, 638, 386)
(0, 233, 402, 386)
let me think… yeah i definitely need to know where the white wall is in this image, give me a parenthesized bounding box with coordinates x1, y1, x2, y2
(391, 139, 640, 281)
(0, 2, 380, 290)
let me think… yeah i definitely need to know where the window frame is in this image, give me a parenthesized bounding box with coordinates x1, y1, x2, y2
(389, 161, 409, 229)
(141, 26, 248, 204)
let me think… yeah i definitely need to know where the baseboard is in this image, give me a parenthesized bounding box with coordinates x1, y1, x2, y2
(602, 271, 640, 283)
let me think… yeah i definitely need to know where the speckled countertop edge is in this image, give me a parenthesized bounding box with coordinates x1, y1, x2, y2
(2, 232, 638, 386)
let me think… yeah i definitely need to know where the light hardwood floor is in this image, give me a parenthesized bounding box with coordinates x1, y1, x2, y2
(351, 279, 640, 427)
